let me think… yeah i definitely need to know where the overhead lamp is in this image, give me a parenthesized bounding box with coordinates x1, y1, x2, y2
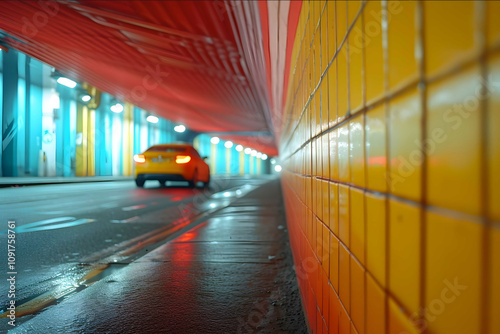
(51, 69, 78, 89)
(274, 165, 282, 172)
(244, 148, 251, 155)
(251, 150, 257, 157)
(111, 102, 124, 113)
(270, 159, 276, 164)
(56, 77, 77, 89)
(224, 141, 233, 149)
(146, 115, 159, 123)
(211, 137, 220, 144)
(262, 154, 268, 160)
(174, 125, 186, 133)
(76, 87, 92, 104)
(235, 145, 243, 152)
(81, 94, 91, 102)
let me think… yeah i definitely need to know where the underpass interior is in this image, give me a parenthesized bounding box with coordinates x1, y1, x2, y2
(0, 1, 499, 334)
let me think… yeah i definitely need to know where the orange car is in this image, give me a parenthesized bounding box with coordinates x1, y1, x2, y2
(133, 144, 210, 188)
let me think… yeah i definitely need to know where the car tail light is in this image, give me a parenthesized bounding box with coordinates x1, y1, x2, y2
(134, 154, 146, 163)
(175, 155, 191, 164)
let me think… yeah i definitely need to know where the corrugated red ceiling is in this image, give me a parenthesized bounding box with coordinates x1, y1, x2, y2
(0, 0, 280, 155)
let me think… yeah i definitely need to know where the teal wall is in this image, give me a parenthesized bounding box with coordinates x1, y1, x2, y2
(0, 47, 271, 177)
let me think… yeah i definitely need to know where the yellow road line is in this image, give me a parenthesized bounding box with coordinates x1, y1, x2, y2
(0, 264, 109, 318)
(0, 287, 77, 318)
(110, 217, 193, 259)
(79, 264, 109, 283)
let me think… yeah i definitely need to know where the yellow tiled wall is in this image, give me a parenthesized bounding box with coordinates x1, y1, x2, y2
(280, 1, 500, 333)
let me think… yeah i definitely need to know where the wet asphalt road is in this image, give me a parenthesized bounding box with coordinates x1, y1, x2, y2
(0, 175, 274, 332)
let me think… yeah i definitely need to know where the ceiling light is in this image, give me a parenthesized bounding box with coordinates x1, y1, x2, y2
(274, 165, 282, 172)
(174, 125, 186, 133)
(251, 150, 257, 157)
(111, 103, 124, 113)
(81, 94, 91, 102)
(211, 137, 220, 144)
(56, 77, 77, 88)
(262, 154, 268, 160)
(146, 115, 159, 123)
(224, 141, 233, 149)
(235, 145, 243, 152)
(271, 159, 276, 164)
(244, 148, 251, 154)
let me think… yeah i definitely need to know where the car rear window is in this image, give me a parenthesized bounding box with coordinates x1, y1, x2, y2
(146, 146, 187, 152)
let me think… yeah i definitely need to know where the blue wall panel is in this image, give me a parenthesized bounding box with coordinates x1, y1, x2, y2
(29, 85, 43, 176)
(56, 85, 75, 176)
(215, 142, 225, 174)
(2, 50, 18, 176)
(0, 53, 3, 175)
(133, 107, 141, 155)
(102, 94, 113, 175)
(17, 78, 26, 175)
(67, 100, 76, 176)
(230, 149, 238, 174)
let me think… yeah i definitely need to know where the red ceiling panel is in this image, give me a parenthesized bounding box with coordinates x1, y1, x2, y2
(0, 0, 285, 155)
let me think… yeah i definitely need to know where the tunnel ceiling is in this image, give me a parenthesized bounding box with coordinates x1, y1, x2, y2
(0, 0, 295, 156)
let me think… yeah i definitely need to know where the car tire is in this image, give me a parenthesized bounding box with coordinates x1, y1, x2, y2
(135, 177, 145, 188)
(203, 174, 210, 188)
(189, 169, 199, 188)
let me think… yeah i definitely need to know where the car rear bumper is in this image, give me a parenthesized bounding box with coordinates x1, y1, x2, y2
(136, 173, 188, 182)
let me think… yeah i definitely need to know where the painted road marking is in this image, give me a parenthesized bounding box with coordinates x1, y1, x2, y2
(0, 217, 95, 234)
(122, 204, 147, 211)
(110, 216, 139, 223)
